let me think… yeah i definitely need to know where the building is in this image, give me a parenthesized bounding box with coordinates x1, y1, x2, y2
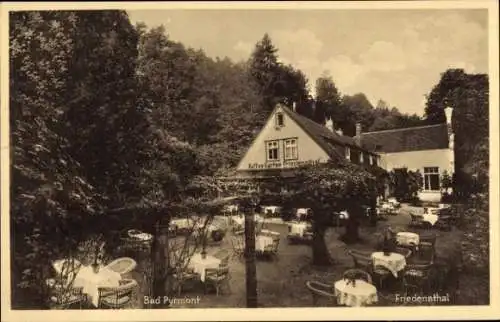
(236, 103, 380, 180)
(234, 103, 454, 202)
(355, 107, 454, 202)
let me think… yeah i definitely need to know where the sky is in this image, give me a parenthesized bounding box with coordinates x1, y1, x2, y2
(127, 8, 488, 116)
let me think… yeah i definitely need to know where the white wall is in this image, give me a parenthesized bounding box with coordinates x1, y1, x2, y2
(379, 148, 454, 202)
(237, 105, 330, 171)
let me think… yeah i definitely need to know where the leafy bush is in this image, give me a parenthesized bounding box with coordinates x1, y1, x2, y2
(388, 168, 422, 202)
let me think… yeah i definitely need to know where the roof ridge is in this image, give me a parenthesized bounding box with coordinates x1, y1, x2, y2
(360, 123, 446, 135)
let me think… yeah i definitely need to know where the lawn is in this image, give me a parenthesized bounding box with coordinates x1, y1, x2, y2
(121, 204, 472, 308)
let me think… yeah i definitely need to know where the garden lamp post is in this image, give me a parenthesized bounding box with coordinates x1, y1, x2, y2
(244, 191, 259, 308)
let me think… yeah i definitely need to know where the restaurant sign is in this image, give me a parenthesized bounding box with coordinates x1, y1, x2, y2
(248, 159, 323, 170)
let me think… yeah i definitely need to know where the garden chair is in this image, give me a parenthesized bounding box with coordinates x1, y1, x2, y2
(172, 265, 199, 296)
(414, 243, 436, 264)
(347, 249, 373, 272)
(229, 236, 245, 259)
(104, 257, 137, 275)
(342, 268, 373, 284)
(52, 259, 82, 287)
(213, 249, 230, 261)
(305, 281, 338, 307)
(204, 263, 231, 296)
(409, 213, 424, 227)
(372, 265, 392, 292)
(46, 278, 87, 309)
(98, 278, 138, 309)
(394, 247, 412, 259)
(263, 237, 280, 260)
(402, 263, 434, 296)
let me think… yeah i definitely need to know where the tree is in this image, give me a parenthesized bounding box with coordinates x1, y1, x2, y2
(9, 11, 105, 307)
(279, 162, 378, 265)
(249, 33, 281, 112)
(424, 69, 489, 198)
(315, 75, 342, 125)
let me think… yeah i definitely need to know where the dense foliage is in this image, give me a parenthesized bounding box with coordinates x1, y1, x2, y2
(388, 168, 423, 203)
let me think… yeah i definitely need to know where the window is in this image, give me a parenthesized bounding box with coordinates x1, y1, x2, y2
(345, 147, 351, 160)
(423, 167, 440, 191)
(373, 156, 378, 166)
(284, 139, 298, 160)
(360, 152, 364, 164)
(275, 113, 284, 127)
(369, 155, 373, 165)
(266, 141, 280, 161)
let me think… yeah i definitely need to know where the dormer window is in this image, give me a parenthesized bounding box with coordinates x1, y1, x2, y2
(275, 113, 284, 127)
(345, 147, 351, 160)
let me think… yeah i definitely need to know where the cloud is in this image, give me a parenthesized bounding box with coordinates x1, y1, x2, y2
(232, 40, 254, 60)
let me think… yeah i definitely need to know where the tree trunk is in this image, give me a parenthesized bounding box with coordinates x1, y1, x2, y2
(312, 223, 331, 266)
(343, 211, 360, 244)
(151, 219, 169, 308)
(244, 208, 258, 308)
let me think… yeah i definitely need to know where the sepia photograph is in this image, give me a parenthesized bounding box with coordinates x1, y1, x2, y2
(1, 1, 498, 321)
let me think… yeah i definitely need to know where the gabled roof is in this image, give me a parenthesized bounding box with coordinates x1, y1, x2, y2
(280, 105, 374, 159)
(356, 123, 449, 153)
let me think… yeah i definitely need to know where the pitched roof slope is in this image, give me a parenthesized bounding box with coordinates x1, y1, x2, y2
(280, 105, 373, 160)
(357, 124, 449, 153)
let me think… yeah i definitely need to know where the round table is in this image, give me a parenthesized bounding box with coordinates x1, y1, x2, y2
(255, 235, 274, 252)
(396, 232, 420, 247)
(288, 222, 309, 237)
(334, 279, 378, 307)
(188, 253, 221, 282)
(73, 265, 121, 307)
(371, 252, 406, 277)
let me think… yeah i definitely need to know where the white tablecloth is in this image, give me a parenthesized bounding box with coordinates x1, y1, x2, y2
(371, 252, 406, 277)
(171, 218, 194, 230)
(289, 222, 309, 237)
(188, 253, 221, 282)
(334, 279, 378, 307)
(422, 213, 439, 226)
(73, 266, 121, 307)
(128, 230, 152, 241)
(255, 235, 274, 252)
(263, 206, 281, 214)
(396, 232, 420, 246)
(231, 215, 263, 227)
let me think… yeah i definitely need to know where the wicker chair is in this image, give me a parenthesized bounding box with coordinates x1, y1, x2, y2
(213, 249, 230, 261)
(372, 265, 392, 291)
(172, 265, 199, 296)
(347, 249, 373, 272)
(229, 236, 245, 259)
(104, 257, 137, 275)
(205, 263, 231, 296)
(46, 279, 87, 309)
(52, 259, 82, 275)
(98, 279, 138, 309)
(402, 263, 434, 296)
(394, 247, 412, 259)
(342, 269, 373, 284)
(305, 281, 338, 306)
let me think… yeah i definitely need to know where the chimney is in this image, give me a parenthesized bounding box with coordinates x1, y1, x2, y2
(325, 117, 334, 132)
(355, 122, 362, 137)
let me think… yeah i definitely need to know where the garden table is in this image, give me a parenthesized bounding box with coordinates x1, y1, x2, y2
(263, 206, 281, 214)
(396, 232, 420, 247)
(128, 230, 152, 242)
(188, 253, 221, 282)
(371, 252, 406, 277)
(334, 279, 378, 307)
(288, 222, 309, 237)
(171, 218, 195, 230)
(231, 214, 264, 227)
(73, 265, 121, 307)
(422, 213, 439, 226)
(255, 235, 274, 252)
